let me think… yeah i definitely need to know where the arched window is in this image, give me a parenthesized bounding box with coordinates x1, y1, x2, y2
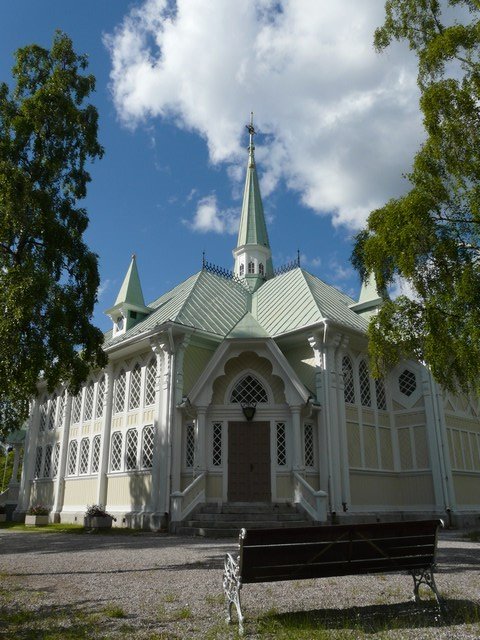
(129, 364, 142, 410)
(359, 360, 371, 407)
(144, 358, 156, 406)
(71, 392, 82, 424)
(239, 264, 245, 276)
(57, 392, 65, 427)
(67, 440, 78, 476)
(47, 394, 57, 431)
(259, 263, 264, 276)
(91, 435, 101, 473)
(79, 438, 90, 474)
(34, 446, 43, 478)
(96, 376, 105, 418)
(375, 379, 387, 410)
(248, 261, 255, 274)
(399, 369, 417, 396)
(342, 356, 355, 404)
(110, 432, 123, 471)
(230, 374, 268, 404)
(44, 444, 53, 478)
(114, 369, 126, 413)
(52, 443, 60, 477)
(126, 428, 138, 470)
(39, 398, 48, 432)
(142, 425, 155, 469)
(83, 383, 94, 421)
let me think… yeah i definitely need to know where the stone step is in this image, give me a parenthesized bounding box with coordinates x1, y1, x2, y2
(191, 511, 306, 522)
(176, 526, 239, 538)
(184, 519, 312, 529)
(197, 503, 296, 515)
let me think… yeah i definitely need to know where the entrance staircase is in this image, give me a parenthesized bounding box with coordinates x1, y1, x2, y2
(174, 502, 314, 538)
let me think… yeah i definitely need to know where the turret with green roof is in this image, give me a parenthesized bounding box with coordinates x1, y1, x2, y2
(105, 254, 151, 336)
(233, 113, 273, 292)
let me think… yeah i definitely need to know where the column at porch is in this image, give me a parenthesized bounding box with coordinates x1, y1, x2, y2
(52, 391, 73, 518)
(14, 398, 41, 516)
(149, 340, 167, 517)
(96, 364, 114, 507)
(195, 406, 207, 475)
(333, 335, 351, 512)
(169, 334, 191, 497)
(290, 406, 303, 471)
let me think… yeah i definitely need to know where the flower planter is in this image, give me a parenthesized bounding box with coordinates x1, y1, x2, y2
(25, 515, 49, 526)
(0, 514, 6, 523)
(85, 515, 113, 529)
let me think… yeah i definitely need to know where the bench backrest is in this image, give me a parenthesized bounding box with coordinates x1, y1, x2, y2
(239, 519, 443, 584)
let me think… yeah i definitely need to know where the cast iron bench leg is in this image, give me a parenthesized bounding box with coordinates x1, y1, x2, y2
(410, 567, 443, 610)
(223, 553, 245, 635)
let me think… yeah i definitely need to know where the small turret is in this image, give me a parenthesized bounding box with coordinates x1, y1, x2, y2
(105, 255, 151, 336)
(349, 273, 383, 319)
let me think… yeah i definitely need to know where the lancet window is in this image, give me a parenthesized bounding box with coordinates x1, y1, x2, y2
(359, 360, 371, 407)
(144, 358, 156, 406)
(342, 356, 355, 404)
(126, 429, 139, 470)
(52, 443, 60, 477)
(129, 364, 142, 410)
(142, 425, 154, 469)
(91, 436, 101, 473)
(67, 441, 78, 476)
(96, 376, 106, 418)
(83, 383, 94, 422)
(114, 370, 126, 413)
(44, 444, 53, 478)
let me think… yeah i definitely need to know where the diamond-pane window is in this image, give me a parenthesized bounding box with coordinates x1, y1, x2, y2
(114, 370, 126, 413)
(34, 446, 43, 478)
(212, 422, 222, 466)
(259, 263, 264, 276)
(91, 435, 101, 473)
(342, 356, 355, 404)
(44, 444, 53, 478)
(248, 261, 255, 274)
(230, 375, 268, 404)
(83, 383, 94, 422)
(359, 360, 371, 407)
(110, 432, 123, 471)
(399, 369, 417, 397)
(57, 393, 65, 427)
(67, 440, 78, 476)
(96, 376, 105, 418)
(47, 395, 57, 431)
(375, 379, 387, 410)
(39, 399, 48, 432)
(276, 422, 287, 466)
(129, 364, 142, 410)
(52, 443, 60, 477)
(304, 424, 315, 468)
(71, 393, 82, 424)
(142, 425, 154, 469)
(126, 429, 138, 470)
(240, 264, 244, 276)
(79, 438, 90, 475)
(185, 423, 195, 468)
(144, 358, 156, 407)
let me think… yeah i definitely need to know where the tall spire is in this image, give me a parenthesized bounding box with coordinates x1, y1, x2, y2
(105, 254, 151, 336)
(233, 113, 273, 291)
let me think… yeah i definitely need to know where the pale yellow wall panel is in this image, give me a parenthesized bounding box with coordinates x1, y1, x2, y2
(127, 413, 139, 426)
(345, 406, 358, 421)
(143, 409, 154, 423)
(31, 481, 55, 507)
(63, 478, 97, 507)
(400, 474, 434, 504)
(106, 474, 152, 509)
(398, 428, 413, 470)
(445, 414, 480, 432)
(364, 425, 378, 469)
(347, 423, 361, 467)
(361, 409, 375, 424)
(378, 413, 390, 427)
(379, 428, 394, 470)
(414, 426, 429, 469)
(183, 345, 215, 394)
(94, 420, 102, 433)
(349, 472, 434, 506)
(413, 396, 425, 409)
(276, 475, 292, 499)
(304, 473, 319, 490)
(453, 473, 480, 505)
(283, 345, 316, 393)
(112, 417, 123, 429)
(206, 475, 222, 498)
(395, 412, 426, 428)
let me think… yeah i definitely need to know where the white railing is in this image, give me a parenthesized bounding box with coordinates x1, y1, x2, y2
(170, 472, 206, 522)
(293, 472, 327, 522)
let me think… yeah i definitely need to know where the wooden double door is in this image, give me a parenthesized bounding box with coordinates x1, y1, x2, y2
(228, 421, 271, 502)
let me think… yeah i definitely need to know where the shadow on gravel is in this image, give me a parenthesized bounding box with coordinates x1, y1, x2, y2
(257, 598, 480, 634)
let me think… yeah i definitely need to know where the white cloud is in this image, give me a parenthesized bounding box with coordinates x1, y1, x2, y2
(105, 0, 432, 229)
(97, 279, 111, 300)
(186, 194, 239, 234)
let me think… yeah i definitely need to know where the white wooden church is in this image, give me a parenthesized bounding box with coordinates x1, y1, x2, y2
(15, 121, 480, 532)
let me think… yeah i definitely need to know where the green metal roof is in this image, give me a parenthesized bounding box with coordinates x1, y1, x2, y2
(254, 268, 368, 336)
(236, 148, 271, 252)
(104, 270, 249, 347)
(227, 312, 271, 339)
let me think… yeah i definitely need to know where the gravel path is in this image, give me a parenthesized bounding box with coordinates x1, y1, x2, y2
(0, 528, 479, 639)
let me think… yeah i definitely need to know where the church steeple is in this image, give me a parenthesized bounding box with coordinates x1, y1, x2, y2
(233, 113, 273, 292)
(105, 254, 151, 336)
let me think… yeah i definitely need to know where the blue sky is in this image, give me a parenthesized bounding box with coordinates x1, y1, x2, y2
(1, 1, 429, 333)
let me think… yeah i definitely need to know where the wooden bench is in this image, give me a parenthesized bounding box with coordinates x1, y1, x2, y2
(223, 519, 444, 634)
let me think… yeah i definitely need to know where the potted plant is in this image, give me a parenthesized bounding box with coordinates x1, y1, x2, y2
(0, 505, 6, 523)
(84, 504, 116, 530)
(25, 505, 49, 526)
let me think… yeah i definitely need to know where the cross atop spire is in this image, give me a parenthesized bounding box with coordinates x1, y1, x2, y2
(246, 111, 255, 167)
